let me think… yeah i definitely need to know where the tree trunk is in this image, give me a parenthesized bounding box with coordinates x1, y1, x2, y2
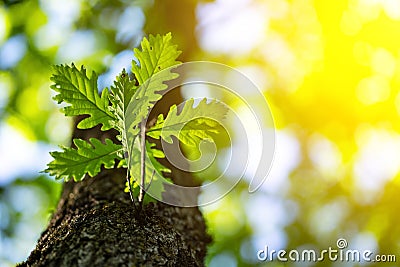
(19, 118, 211, 266)
(17, 1, 210, 265)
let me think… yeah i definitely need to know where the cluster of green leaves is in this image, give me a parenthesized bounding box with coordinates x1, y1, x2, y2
(44, 33, 227, 203)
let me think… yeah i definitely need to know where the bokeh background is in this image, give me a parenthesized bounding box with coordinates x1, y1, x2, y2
(1, 0, 400, 266)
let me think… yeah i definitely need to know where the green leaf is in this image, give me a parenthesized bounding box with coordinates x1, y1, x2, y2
(147, 98, 228, 146)
(126, 33, 182, 127)
(46, 33, 184, 205)
(109, 69, 140, 153)
(45, 138, 123, 181)
(117, 33, 181, 172)
(128, 141, 171, 202)
(51, 64, 115, 130)
(132, 33, 181, 85)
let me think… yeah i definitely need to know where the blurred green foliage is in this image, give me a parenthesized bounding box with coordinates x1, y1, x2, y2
(1, 0, 400, 267)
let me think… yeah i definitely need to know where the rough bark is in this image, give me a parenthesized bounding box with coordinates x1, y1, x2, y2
(19, 120, 211, 266)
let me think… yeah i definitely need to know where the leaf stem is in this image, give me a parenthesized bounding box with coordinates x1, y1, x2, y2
(138, 120, 146, 206)
(125, 167, 135, 204)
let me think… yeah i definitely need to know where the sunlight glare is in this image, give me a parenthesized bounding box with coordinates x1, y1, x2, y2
(353, 127, 400, 196)
(197, 0, 268, 55)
